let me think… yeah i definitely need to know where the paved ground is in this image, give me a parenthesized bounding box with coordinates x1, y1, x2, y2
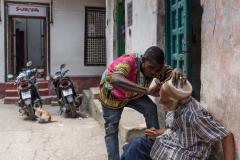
(0, 101, 107, 160)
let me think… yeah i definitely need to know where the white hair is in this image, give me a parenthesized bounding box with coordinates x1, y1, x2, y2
(162, 84, 178, 102)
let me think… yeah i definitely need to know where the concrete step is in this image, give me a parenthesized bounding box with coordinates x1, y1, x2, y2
(88, 87, 146, 155)
(119, 108, 146, 155)
(4, 95, 58, 105)
(5, 89, 50, 97)
(5, 82, 18, 90)
(6, 81, 48, 90)
(82, 89, 90, 111)
(5, 90, 19, 97)
(4, 81, 51, 104)
(88, 87, 100, 119)
(4, 97, 19, 104)
(93, 99, 105, 126)
(37, 81, 49, 88)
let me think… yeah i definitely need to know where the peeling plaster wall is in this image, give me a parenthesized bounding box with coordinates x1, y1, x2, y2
(125, 0, 158, 53)
(105, 0, 117, 67)
(155, 0, 166, 129)
(200, 0, 240, 158)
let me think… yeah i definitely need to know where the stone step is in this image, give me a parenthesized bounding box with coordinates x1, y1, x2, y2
(93, 99, 105, 126)
(4, 95, 58, 105)
(6, 81, 48, 90)
(82, 89, 90, 111)
(88, 87, 146, 155)
(119, 108, 146, 155)
(5, 89, 50, 97)
(4, 81, 53, 105)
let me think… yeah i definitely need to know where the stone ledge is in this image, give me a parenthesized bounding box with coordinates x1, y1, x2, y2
(88, 87, 146, 154)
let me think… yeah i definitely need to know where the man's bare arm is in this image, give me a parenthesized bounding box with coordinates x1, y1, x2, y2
(221, 131, 234, 160)
(110, 73, 151, 95)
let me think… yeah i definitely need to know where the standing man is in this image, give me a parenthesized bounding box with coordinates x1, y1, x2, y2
(98, 46, 184, 160)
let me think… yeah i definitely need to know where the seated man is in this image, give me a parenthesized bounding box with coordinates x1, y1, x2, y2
(121, 78, 234, 160)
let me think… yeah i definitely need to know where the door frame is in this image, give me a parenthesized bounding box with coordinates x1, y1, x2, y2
(4, 1, 50, 81)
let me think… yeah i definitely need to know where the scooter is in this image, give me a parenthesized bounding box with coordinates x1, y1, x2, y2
(47, 64, 82, 118)
(7, 61, 42, 120)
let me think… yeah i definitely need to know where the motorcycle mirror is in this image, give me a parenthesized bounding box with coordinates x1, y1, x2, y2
(46, 76, 51, 81)
(31, 68, 36, 72)
(27, 61, 32, 67)
(60, 64, 66, 70)
(7, 74, 13, 79)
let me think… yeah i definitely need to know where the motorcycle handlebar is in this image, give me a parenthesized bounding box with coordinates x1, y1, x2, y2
(63, 70, 69, 76)
(31, 68, 36, 73)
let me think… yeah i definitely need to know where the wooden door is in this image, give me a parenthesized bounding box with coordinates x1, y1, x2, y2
(16, 29, 25, 74)
(165, 0, 191, 78)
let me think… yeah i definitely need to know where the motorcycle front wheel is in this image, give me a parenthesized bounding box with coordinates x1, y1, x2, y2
(69, 102, 77, 118)
(28, 104, 36, 120)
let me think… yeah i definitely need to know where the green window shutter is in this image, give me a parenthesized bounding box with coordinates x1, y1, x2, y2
(165, 0, 191, 78)
(117, 0, 125, 57)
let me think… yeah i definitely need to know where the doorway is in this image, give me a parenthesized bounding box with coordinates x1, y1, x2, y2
(165, 0, 202, 101)
(117, 0, 125, 57)
(10, 18, 45, 76)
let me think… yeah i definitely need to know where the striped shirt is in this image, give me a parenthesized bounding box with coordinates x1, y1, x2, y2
(150, 97, 228, 160)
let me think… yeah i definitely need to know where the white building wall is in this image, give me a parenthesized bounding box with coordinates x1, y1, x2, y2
(105, 0, 117, 67)
(0, 0, 4, 82)
(51, 0, 106, 76)
(125, 0, 158, 54)
(0, 0, 106, 83)
(105, 0, 159, 65)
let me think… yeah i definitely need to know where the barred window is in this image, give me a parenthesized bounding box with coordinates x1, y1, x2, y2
(127, 1, 132, 27)
(84, 7, 106, 66)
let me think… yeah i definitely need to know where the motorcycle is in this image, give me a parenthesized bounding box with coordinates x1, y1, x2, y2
(7, 61, 42, 120)
(47, 64, 82, 118)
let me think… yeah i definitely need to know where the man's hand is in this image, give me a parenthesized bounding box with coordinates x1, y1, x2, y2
(147, 81, 163, 97)
(166, 68, 186, 88)
(145, 127, 167, 141)
(145, 127, 157, 140)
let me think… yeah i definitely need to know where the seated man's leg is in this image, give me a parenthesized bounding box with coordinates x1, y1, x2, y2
(102, 104, 124, 160)
(121, 136, 155, 160)
(126, 95, 160, 129)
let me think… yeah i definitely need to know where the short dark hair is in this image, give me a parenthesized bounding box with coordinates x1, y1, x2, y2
(144, 46, 165, 64)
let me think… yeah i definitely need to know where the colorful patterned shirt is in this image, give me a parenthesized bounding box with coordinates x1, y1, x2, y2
(98, 53, 172, 109)
(150, 97, 228, 160)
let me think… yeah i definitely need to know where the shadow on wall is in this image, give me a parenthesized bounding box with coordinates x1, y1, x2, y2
(191, 0, 203, 102)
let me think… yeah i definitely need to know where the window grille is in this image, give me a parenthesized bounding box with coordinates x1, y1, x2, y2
(84, 7, 106, 65)
(127, 1, 132, 27)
